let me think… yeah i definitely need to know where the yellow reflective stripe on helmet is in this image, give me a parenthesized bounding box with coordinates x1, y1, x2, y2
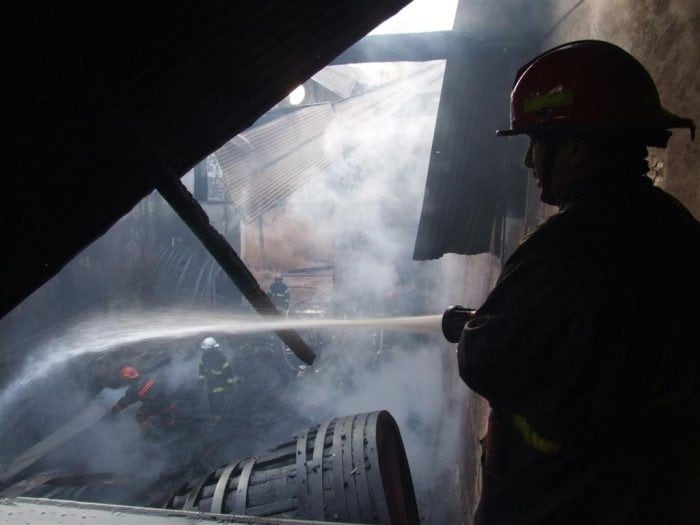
(510, 412, 562, 455)
(211, 387, 228, 394)
(523, 90, 574, 114)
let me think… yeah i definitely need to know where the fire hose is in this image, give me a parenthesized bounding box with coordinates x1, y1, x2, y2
(441, 305, 477, 343)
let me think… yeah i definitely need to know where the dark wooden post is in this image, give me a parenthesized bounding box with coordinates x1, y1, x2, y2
(155, 175, 315, 364)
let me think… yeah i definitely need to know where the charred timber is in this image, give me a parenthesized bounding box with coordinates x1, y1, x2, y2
(155, 176, 315, 365)
(166, 411, 419, 524)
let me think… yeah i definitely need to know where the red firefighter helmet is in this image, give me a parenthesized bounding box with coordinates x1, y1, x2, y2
(496, 40, 695, 147)
(119, 366, 140, 380)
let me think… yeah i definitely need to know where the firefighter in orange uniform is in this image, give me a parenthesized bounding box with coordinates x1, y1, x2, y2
(111, 366, 177, 434)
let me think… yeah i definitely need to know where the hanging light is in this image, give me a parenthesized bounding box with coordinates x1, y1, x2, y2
(288, 85, 306, 105)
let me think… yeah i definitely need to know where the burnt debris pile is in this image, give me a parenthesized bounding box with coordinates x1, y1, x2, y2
(167, 411, 419, 523)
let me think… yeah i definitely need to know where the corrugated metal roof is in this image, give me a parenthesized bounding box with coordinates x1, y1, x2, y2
(215, 62, 444, 222)
(334, 63, 444, 121)
(311, 66, 361, 98)
(216, 104, 340, 222)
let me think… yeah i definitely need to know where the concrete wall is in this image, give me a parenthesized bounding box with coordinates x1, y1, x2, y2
(437, 253, 500, 521)
(542, 0, 700, 216)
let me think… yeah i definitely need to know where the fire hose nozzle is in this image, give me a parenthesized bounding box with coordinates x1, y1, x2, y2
(442, 305, 477, 343)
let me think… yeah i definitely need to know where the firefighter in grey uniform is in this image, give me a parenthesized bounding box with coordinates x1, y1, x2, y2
(197, 337, 234, 420)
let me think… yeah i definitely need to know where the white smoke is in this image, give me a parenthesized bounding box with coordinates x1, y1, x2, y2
(0, 12, 486, 523)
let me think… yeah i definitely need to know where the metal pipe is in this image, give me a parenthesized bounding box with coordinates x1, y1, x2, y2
(155, 175, 315, 364)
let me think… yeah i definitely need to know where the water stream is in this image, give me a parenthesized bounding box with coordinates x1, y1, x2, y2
(0, 310, 443, 415)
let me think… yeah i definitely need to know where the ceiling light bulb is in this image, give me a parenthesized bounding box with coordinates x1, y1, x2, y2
(288, 85, 306, 105)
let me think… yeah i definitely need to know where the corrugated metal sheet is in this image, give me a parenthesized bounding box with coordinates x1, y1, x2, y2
(216, 104, 340, 222)
(216, 62, 445, 222)
(412, 0, 537, 260)
(334, 63, 444, 121)
(412, 47, 530, 260)
(312, 66, 361, 98)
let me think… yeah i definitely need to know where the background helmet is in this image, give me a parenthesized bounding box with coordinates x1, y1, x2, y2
(496, 40, 695, 147)
(119, 366, 140, 380)
(274, 274, 284, 282)
(200, 336, 220, 350)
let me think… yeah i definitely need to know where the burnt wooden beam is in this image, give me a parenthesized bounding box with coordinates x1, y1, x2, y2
(155, 176, 316, 365)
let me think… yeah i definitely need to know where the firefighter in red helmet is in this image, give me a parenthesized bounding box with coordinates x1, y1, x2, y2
(111, 366, 177, 436)
(453, 41, 699, 523)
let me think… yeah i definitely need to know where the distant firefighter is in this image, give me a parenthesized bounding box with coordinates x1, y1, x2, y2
(111, 367, 177, 433)
(268, 274, 290, 312)
(198, 337, 234, 420)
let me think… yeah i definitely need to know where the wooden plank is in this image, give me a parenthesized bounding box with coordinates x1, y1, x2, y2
(183, 473, 210, 511)
(247, 477, 294, 508)
(294, 432, 310, 517)
(247, 465, 298, 508)
(197, 496, 213, 512)
(365, 411, 390, 523)
(341, 415, 360, 522)
(254, 446, 297, 469)
(351, 412, 374, 522)
(330, 417, 348, 520)
(246, 497, 298, 517)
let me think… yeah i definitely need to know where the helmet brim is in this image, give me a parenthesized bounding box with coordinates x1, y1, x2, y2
(496, 111, 695, 143)
(495, 128, 524, 137)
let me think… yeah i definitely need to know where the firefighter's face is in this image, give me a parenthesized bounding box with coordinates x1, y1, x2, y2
(525, 136, 587, 207)
(525, 138, 558, 205)
(524, 140, 541, 185)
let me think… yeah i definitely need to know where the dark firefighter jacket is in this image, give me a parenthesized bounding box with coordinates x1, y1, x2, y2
(112, 376, 170, 414)
(268, 281, 290, 310)
(198, 349, 234, 394)
(458, 176, 700, 524)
